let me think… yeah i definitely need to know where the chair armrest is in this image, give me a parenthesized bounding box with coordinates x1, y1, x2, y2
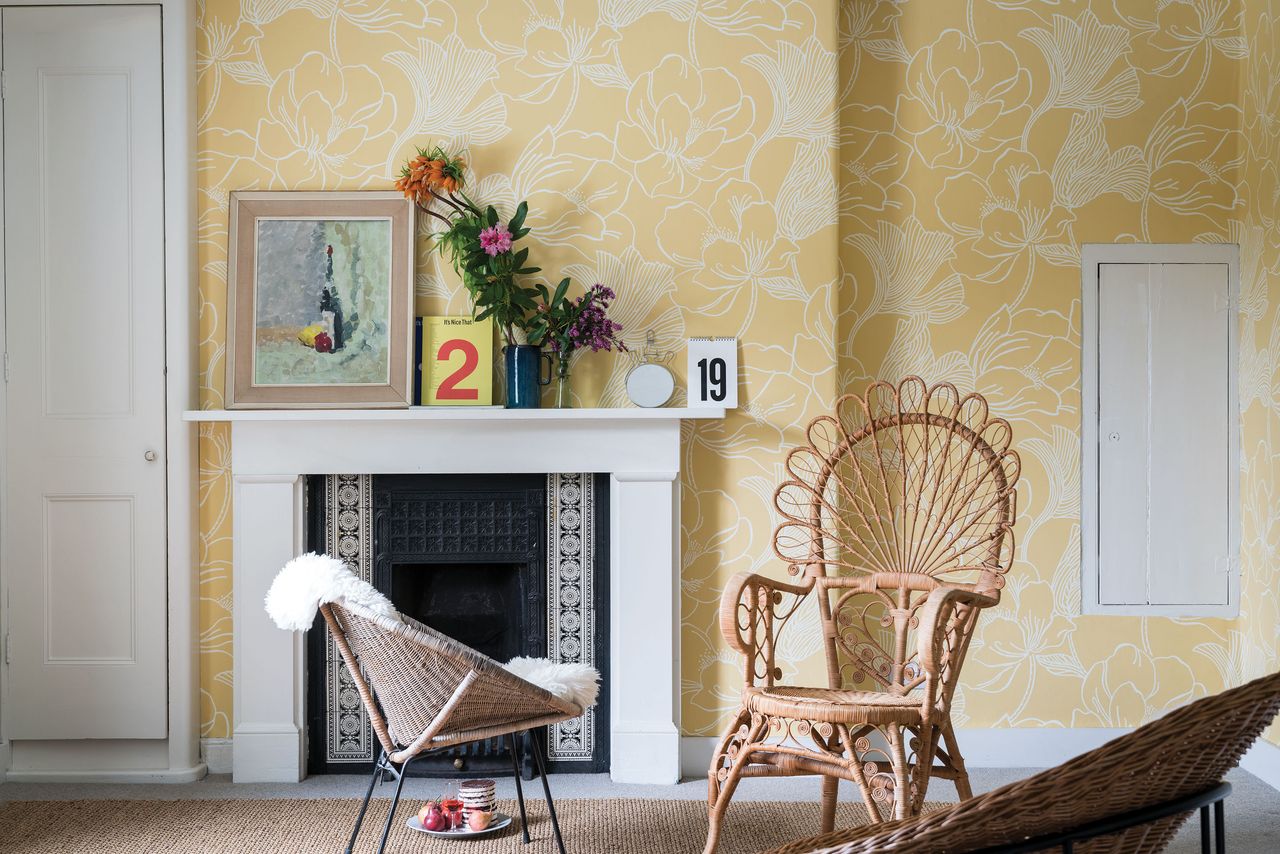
(719, 571, 813, 687)
(915, 586, 997, 719)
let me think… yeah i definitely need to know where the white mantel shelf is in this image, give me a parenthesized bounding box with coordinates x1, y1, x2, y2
(183, 407, 725, 422)
(207, 403, 716, 786)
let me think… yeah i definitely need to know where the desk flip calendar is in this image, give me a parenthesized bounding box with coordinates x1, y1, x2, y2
(687, 337, 738, 408)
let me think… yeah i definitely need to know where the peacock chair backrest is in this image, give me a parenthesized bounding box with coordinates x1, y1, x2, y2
(773, 377, 1020, 696)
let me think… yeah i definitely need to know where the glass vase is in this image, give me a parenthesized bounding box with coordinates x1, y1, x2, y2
(554, 352, 574, 408)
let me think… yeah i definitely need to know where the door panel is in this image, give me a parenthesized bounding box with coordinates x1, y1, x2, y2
(45, 495, 136, 662)
(3, 6, 166, 739)
(1097, 263, 1151, 605)
(1095, 262, 1231, 608)
(42, 69, 135, 418)
(1146, 263, 1230, 606)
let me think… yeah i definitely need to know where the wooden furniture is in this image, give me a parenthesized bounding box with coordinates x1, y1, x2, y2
(706, 378, 1020, 853)
(319, 600, 583, 854)
(765, 670, 1280, 853)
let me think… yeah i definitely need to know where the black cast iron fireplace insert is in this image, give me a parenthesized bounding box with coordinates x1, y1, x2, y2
(305, 473, 609, 778)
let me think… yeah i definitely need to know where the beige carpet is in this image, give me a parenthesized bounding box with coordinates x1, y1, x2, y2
(0, 797, 906, 853)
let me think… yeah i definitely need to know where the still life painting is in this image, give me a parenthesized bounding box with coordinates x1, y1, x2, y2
(226, 192, 414, 408)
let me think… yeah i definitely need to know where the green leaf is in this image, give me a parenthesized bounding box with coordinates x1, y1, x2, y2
(508, 200, 528, 233)
(552, 277, 571, 306)
(486, 206, 499, 227)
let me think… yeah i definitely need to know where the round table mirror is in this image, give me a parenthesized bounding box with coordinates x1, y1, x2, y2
(626, 362, 675, 408)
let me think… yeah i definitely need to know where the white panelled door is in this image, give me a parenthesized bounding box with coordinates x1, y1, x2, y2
(1093, 260, 1235, 610)
(2, 6, 167, 738)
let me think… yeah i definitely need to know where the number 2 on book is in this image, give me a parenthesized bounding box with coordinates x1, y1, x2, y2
(436, 339, 479, 400)
(697, 357, 727, 402)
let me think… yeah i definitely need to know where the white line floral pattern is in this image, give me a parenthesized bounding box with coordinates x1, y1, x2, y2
(196, 0, 839, 740)
(195, 1, 1280, 748)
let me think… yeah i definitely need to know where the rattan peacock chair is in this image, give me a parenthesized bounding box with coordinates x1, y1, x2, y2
(764, 670, 1280, 854)
(705, 377, 1020, 854)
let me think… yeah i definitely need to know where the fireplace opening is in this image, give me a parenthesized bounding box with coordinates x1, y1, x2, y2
(306, 473, 609, 778)
(391, 563, 529, 664)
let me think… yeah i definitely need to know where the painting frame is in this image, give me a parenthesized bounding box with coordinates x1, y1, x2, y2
(225, 191, 415, 409)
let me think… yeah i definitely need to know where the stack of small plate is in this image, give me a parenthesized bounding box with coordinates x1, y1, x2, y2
(459, 779, 497, 822)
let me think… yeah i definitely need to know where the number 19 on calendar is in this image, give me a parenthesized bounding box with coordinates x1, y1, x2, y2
(687, 337, 738, 408)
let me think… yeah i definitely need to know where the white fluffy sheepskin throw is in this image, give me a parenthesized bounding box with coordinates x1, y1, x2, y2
(504, 657, 600, 710)
(265, 552, 399, 631)
(265, 554, 598, 710)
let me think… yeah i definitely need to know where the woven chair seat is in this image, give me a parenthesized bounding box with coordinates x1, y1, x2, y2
(745, 686, 935, 724)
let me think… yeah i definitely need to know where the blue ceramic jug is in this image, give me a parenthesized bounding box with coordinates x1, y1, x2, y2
(504, 344, 552, 408)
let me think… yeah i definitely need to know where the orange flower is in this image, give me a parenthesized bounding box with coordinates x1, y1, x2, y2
(396, 147, 467, 205)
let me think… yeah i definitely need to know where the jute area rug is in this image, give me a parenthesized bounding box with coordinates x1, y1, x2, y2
(0, 797, 914, 853)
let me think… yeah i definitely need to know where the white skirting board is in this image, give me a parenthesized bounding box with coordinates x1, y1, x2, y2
(682, 731, 1280, 792)
(1241, 739, 1280, 791)
(201, 738, 234, 775)
(4, 766, 208, 784)
(2, 738, 207, 784)
(196, 732, 1280, 791)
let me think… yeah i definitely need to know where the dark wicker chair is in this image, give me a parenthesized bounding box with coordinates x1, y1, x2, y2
(763, 670, 1280, 854)
(319, 600, 584, 854)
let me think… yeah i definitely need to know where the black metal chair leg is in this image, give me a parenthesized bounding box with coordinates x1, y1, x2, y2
(1201, 805, 1212, 853)
(1214, 799, 1225, 853)
(509, 732, 531, 843)
(347, 751, 386, 854)
(374, 757, 410, 854)
(530, 729, 567, 854)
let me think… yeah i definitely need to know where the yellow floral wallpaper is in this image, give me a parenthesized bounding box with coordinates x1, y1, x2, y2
(196, 0, 1280, 748)
(1239, 0, 1280, 746)
(838, 0, 1275, 742)
(195, 0, 840, 739)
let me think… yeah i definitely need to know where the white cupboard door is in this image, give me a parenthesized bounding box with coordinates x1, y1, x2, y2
(2, 6, 167, 739)
(1095, 262, 1232, 608)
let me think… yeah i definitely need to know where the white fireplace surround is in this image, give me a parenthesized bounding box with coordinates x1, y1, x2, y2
(184, 407, 724, 784)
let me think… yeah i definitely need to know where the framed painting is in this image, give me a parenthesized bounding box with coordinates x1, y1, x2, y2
(226, 191, 415, 408)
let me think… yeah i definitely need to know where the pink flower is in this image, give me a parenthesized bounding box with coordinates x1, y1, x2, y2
(479, 224, 512, 256)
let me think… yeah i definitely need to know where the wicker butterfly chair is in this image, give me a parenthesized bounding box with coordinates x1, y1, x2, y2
(706, 377, 1020, 854)
(319, 600, 583, 854)
(765, 670, 1280, 854)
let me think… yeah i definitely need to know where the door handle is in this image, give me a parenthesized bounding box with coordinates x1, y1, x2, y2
(144, 450, 157, 462)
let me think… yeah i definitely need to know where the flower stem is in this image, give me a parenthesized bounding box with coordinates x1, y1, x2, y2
(416, 203, 453, 226)
(427, 188, 465, 214)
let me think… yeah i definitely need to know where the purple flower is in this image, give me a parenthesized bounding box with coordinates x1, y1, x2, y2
(562, 283, 626, 354)
(479, 224, 512, 256)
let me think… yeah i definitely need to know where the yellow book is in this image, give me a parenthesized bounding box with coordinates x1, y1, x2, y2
(421, 316, 493, 405)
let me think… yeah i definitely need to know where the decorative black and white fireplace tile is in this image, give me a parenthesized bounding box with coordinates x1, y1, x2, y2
(305, 473, 608, 776)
